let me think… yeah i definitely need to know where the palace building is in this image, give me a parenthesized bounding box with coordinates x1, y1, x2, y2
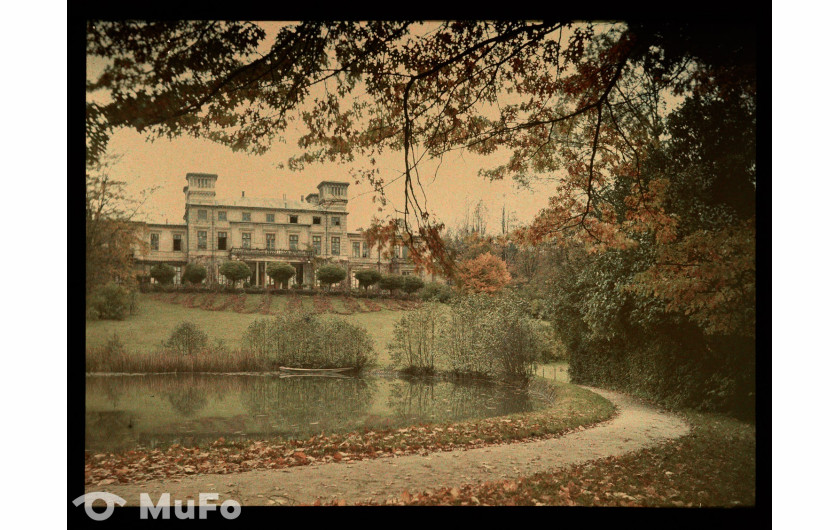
(132, 173, 433, 287)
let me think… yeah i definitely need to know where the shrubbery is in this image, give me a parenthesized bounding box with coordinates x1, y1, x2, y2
(267, 262, 296, 288)
(354, 269, 382, 291)
(388, 293, 542, 380)
(242, 313, 373, 370)
(316, 264, 347, 291)
(150, 263, 176, 285)
(220, 260, 251, 286)
(379, 274, 404, 294)
(551, 247, 755, 419)
(402, 275, 424, 295)
(88, 283, 136, 320)
(163, 321, 209, 355)
(182, 263, 207, 285)
(418, 282, 454, 303)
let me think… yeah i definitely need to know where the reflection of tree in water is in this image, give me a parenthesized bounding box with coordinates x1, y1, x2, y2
(87, 377, 126, 409)
(386, 377, 537, 423)
(166, 386, 209, 417)
(240, 376, 376, 435)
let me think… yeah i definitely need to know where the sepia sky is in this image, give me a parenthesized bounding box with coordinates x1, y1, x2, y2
(87, 22, 565, 233)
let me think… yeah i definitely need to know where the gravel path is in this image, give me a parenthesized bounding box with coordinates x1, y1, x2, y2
(90, 386, 689, 506)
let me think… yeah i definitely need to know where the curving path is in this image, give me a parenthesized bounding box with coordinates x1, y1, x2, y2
(90, 387, 690, 506)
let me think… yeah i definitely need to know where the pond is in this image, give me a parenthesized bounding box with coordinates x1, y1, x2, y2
(85, 373, 552, 453)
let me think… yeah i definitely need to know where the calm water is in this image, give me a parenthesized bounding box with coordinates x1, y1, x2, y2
(85, 373, 549, 452)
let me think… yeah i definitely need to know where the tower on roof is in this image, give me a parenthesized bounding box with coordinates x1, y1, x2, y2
(183, 173, 217, 205)
(317, 181, 349, 210)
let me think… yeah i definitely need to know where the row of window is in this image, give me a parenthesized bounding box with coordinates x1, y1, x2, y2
(150, 233, 182, 251)
(195, 209, 341, 226)
(325, 185, 346, 196)
(192, 177, 214, 188)
(153, 231, 377, 258)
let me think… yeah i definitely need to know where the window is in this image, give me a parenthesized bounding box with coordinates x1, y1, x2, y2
(218, 211, 227, 221)
(312, 216, 321, 225)
(150, 233, 159, 251)
(242, 233, 251, 249)
(266, 233, 276, 249)
(362, 242, 369, 258)
(331, 236, 340, 256)
(353, 242, 360, 258)
(402, 245, 409, 259)
(332, 216, 341, 227)
(402, 271, 411, 276)
(289, 215, 298, 224)
(312, 236, 321, 255)
(266, 213, 275, 223)
(174, 266, 182, 284)
(173, 234, 182, 251)
(197, 209, 207, 222)
(217, 232, 227, 251)
(289, 234, 299, 250)
(242, 212, 251, 222)
(197, 231, 207, 250)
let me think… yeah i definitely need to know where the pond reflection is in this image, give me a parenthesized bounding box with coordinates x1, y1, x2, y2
(85, 374, 548, 452)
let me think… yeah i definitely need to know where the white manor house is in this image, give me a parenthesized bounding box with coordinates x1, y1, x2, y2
(132, 173, 434, 288)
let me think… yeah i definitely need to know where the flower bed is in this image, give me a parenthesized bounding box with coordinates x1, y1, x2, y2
(199, 292, 218, 310)
(286, 295, 303, 313)
(312, 296, 333, 314)
(84, 380, 615, 486)
(361, 298, 382, 312)
(258, 294, 273, 315)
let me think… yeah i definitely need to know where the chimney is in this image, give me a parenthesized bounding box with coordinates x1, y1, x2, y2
(241, 191, 245, 198)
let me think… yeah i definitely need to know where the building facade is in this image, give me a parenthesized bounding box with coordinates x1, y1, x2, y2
(132, 173, 436, 288)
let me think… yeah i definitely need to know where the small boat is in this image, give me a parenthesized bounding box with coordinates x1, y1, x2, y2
(275, 366, 356, 374)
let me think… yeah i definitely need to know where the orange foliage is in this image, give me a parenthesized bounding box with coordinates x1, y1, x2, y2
(459, 253, 512, 294)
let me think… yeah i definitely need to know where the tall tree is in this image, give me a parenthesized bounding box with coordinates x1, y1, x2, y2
(85, 157, 148, 299)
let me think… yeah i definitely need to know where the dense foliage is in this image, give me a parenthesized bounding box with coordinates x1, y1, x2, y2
(87, 282, 136, 320)
(354, 269, 382, 291)
(379, 274, 405, 294)
(459, 253, 512, 294)
(150, 263, 176, 285)
(163, 321, 209, 356)
(266, 262, 296, 288)
(182, 263, 207, 285)
(388, 294, 543, 379)
(401, 275, 424, 295)
(242, 313, 373, 370)
(220, 260, 251, 286)
(418, 282, 454, 303)
(316, 265, 347, 290)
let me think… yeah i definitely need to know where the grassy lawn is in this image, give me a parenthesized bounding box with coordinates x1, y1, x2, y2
(86, 293, 408, 366)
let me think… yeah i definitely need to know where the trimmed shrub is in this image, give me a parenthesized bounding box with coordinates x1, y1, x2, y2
(418, 282, 454, 303)
(89, 283, 134, 320)
(242, 313, 373, 370)
(266, 262, 296, 288)
(402, 275, 424, 295)
(379, 274, 404, 294)
(150, 263, 176, 285)
(220, 260, 251, 286)
(182, 263, 207, 285)
(163, 321, 209, 356)
(316, 264, 346, 291)
(354, 269, 382, 291)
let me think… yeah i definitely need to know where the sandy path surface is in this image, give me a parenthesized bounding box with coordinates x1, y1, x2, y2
(89, 386, 689, 506)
